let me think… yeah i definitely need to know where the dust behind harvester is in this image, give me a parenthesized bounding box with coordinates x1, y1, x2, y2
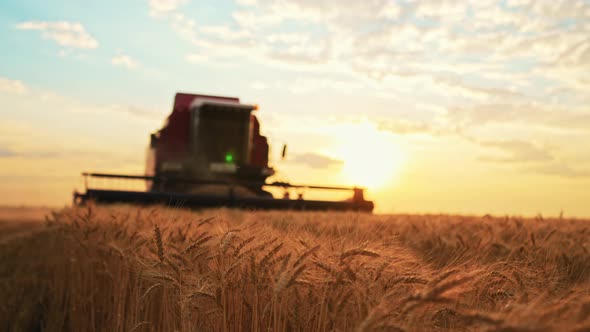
(74, 93, 374, 212)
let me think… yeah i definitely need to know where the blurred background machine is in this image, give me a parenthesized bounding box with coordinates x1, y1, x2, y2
(74, 93, 374, 212)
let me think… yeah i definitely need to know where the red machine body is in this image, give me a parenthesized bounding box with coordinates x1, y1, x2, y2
(146, 93, 273, 194)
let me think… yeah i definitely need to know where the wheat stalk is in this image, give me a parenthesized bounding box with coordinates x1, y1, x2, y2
(293, 244, 320, 267)
(141, 283, 163, 299)
(341, 248, 380, 260)
(153, 224, 164, 263)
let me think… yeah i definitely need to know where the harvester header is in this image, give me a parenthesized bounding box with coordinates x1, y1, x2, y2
(74, 92, 374, 212)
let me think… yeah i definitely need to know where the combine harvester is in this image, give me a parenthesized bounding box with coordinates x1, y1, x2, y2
(74, 93, 374, 212)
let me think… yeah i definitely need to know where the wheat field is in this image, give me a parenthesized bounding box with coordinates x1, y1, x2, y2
(1, 204, 590, 331)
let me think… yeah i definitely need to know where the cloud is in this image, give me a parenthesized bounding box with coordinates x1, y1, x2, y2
(15, 21, 98, 49)
(184, 53, 208, 63)
(0, 147, 17, 157)
(448, 103, 590, 132)
(474, 138, 590, 178)
(152, 0, 590, 82)
(527, 162, 590, 178)
(0, 77, 28, 95)
(0, 150, 63, 159)
(291, 152, 343, 169)
(250, 81, 267, 90)
(377, 119, 433, 136)
(266, 37, 332, 65)
(0, 140, 77, 159)
(111, 54, 140, 70)
(105, 104, 161, 118)
(2, 77, 161, 121)
(146, 0, 590, 146)
(287, 77, 362, 94)
(149, 0, 188, 17)
(478, 140, 553, 163)
(236, 0, 258, 5)
(432, 76, 525, 101)
(233, 0, 402, 28)
(0, 142, 142, 172)
(0, 114, 147, 178)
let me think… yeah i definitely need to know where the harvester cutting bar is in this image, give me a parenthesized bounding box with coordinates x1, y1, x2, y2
(82, 173, 365, 190)
(75, 173, 374, 212)
(81, 172, 359, 191)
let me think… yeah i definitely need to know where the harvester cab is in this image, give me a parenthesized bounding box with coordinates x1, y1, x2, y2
(74, 93, 374, 212)
(146, 93, 274, 196)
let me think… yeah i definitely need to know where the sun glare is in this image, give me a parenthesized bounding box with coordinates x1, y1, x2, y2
(331, 122, 403, 190)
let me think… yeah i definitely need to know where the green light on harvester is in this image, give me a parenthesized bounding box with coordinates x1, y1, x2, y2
(225, 153, 234, 163)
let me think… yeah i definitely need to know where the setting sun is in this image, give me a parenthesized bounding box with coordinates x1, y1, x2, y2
(330, 122, 404, 190)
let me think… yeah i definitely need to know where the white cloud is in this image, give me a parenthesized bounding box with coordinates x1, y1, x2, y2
(170, 13, 196, 39)
(199, 25, 253, 42)
(413, 1, 470, 22)
(0, 77, 28, 95)
(185, 53, 208, 63)
(478, 140, 553, 163)
(528, 162, 590, 178)
(250, 81, 267, 90)
(147, 0, 590, 144)
(149, 0, 590, 81)
(473, 138, 590, 178)
(111, 54, 140, 70)
(149, 0, 188, 17)
(288, 77, 362, 94)
(453, 102, 590, 130)
(15, 21, 98, 49)
(377, 119, 433, 136)
(236, 0, 258, 5)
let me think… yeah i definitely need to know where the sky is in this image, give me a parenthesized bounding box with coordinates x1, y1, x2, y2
(0, 0, 589, 216)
